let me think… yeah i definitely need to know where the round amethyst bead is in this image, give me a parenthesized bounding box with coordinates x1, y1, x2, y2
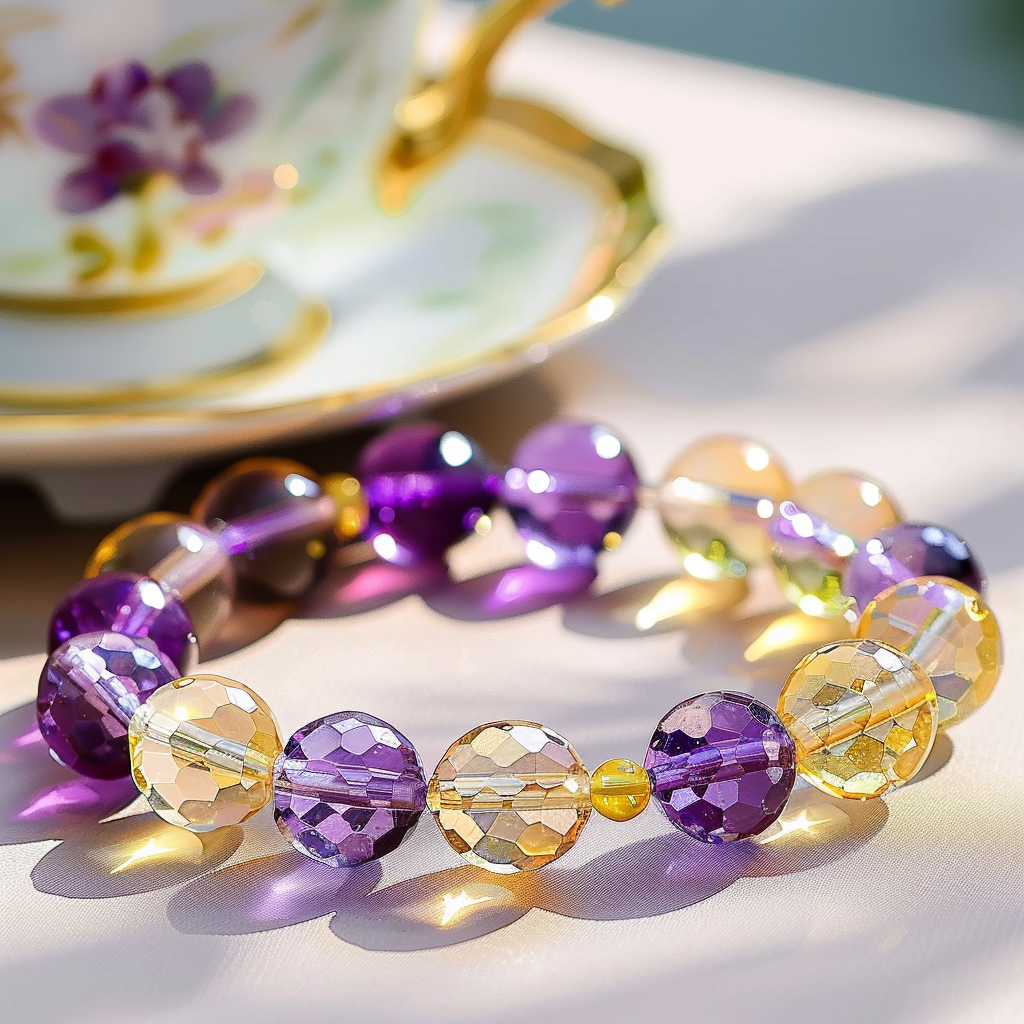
(273, 711, 426, 867)
(502, 419, 640, 569)
(37, 631, 180, 779)
(644, 691, 796, 843)
(357, 422, 498, 565)
(843, 522, 984, 614)
(48, 572, 198, 675)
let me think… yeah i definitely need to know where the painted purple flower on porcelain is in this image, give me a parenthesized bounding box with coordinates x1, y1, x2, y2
(33, 60, 256, 213)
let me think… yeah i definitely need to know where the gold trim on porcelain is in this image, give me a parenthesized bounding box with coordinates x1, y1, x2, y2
(0, 259, 263, 320)
(0, 95, 666, 433)
(0, 299, 331, 410)
(378, 0, 628, 213)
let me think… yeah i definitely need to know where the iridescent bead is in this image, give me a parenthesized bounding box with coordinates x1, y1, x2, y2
(643, 692, 796, 842)
(590, 759, 650, 822)
(427, 721, 591, 873)
(502, 419, 639, 569)
(357, 422, 498, 565)
(321, 472, 370, 542)
(129, 674, 282, 831)
(856, 577, 1001, 728)
(658, 436, 792, 580)
(777, 638, 938, 799)
(273, 711, 426, 867)
(843, 522, 984, 615)
(770, 471, 901, 618)
(86, 513, 235, 645)
(38, 631, 179, 779)
(192, 458, 336, 600)
(48, 572, 198, 675)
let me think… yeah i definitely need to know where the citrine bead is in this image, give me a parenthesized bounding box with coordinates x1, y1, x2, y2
(590, 759, 650, 821)
(658, 436, 792, 581)
(129, 674, 283, 832)
(427, 722, 591, 873)
(770, 471, 901, 618)
(778, 638, 938, 799)
(856, 576, 1002, 728)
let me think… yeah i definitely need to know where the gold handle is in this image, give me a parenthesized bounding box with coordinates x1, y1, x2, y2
(377, 0, 626, 213)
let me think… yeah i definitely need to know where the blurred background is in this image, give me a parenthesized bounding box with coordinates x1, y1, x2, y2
(500, 0, 1024, 124)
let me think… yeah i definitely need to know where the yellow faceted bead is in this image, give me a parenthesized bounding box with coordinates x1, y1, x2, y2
(590, 759, 650, 821)
(778, 638, 938, 799)
(856, 576, 1002, 728)
(659, 436, 792, 581)
(771, 471, 901, 618)
(129, 674, 283, 832)
(427, 722, 591, 873)
(321, 472, 369, 542)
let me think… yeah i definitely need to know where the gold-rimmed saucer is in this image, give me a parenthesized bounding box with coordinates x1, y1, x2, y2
(0, 95, 665, 518)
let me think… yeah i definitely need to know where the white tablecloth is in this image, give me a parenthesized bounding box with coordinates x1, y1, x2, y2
(2, 5, 1023, 1021)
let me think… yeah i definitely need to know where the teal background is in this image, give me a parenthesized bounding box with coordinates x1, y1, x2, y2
(525, 0, 1024, 124)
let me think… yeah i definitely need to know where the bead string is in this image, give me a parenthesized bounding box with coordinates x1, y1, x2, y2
(36, 419, 1002, 874)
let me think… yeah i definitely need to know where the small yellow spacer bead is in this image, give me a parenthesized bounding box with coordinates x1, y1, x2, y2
(322, 472, 369, 542)
(590, 759, 651, 822)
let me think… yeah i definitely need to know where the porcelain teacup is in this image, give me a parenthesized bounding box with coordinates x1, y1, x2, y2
(0, 0, 619, 404)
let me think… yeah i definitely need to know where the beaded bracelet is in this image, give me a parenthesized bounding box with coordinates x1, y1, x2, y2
(36, 420, 1002, 875)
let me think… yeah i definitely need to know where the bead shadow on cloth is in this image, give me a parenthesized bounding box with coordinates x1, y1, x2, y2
(0, 701, 245, 899)
(422, 563, 599, 621)
(0, 702, 138, 846)
(166, 785, 891, 950)
(298, 555, 451, 620)
(29, 812, 244, 900)
(561, 573, 751, 639)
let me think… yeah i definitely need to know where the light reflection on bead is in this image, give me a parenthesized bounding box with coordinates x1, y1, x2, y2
(644, 692, 796, 842)
(590, 759, 650, 821)
(273, 711, 426, 867)
(358, 422, 498, 565)
(778, 638, 938, 799)
(843, 521, 983, 615)
(427, 721, 591, 873)
(856, 576, 1001, 728)
(48, 571, 198, 675)
(502, 419, 639, 569)
(38, 631, 179, 780)
(770, 471, 901, 618)
(192, 458, 335, 600)
(129, 674, 282, 832)
(86, 513, 235, 645)
(658, 436, 792, 581)
(321, 472, 370, 542)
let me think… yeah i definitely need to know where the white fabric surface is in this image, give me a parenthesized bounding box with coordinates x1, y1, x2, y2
(2, 5, 1024, 1021)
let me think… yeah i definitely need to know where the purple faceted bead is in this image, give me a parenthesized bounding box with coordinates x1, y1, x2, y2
(357, 422, 498, 565)
(843, 522, 984, 614)
(48, 572, 198, 674)
(37, 631, 180, 779)
(502, 419, 640, 569)
(644, 691, 796, 843)
(273, 711, 426, 867)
